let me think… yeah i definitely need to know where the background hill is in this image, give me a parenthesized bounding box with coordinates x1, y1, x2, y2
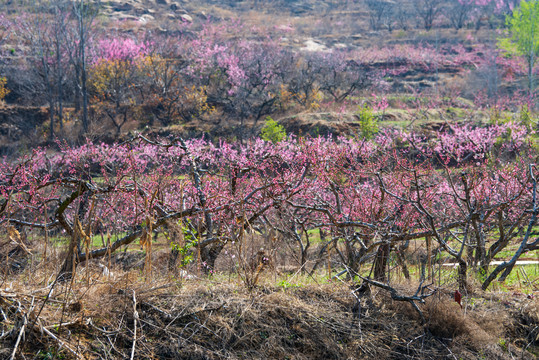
(0, 0, 530, 153)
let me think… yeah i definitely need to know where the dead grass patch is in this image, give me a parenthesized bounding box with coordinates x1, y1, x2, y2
(1, 235, 539, 359)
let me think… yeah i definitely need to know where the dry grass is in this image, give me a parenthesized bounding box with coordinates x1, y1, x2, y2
(2, 230, 539, 359)
(2, 253, 539, 359)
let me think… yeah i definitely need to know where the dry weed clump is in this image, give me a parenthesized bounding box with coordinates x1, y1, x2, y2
(423, 291, 539, 360)
(424, 298, 469, 338)
(506, 296, 539, 352)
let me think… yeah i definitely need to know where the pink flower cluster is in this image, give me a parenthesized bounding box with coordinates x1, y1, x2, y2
(94, 37, 148, 63)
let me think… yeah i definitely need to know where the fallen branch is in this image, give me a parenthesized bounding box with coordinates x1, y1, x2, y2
(9, 297, 34, 360)
(41, 323, 83, 359)
(356, 274, 435, 323)
(44, 320, 80, 330)
(130, 290, 138, 360)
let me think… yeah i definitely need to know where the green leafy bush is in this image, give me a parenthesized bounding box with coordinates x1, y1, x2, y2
(261, 116, 286, 143)
(356, 104, 378, 140)
(519, 103, 535, 130)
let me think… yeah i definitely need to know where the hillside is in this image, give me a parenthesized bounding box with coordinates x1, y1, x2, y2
(0, 0, 525, 151)
(1, 1, 539, 359)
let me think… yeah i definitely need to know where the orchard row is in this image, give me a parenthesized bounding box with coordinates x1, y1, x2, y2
(0, 121, 536, 290)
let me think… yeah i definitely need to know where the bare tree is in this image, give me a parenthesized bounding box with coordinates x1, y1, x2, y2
(448, 0, 473, 30)
(14, 0, 73, 140)
(394, 3, 410, 30)
(382, 3, 396, 32)
(0, 12, 11, 76)
(476, 31, 501, 107)
(64, 0, 101, 137)
(414, 0, 445, 31)
(366, 0, 394, 31)
(75, 0, 89, 135)
(52, 1, 68, 132)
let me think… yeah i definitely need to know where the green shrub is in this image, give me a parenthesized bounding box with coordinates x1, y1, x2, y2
(356, 104, 378, 140)
(261, 116, 286, 143)
(519, 103, 535, 130)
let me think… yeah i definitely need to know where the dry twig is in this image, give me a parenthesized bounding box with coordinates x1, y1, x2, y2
(130, 290, 139, 360)
(9, 297, 34, 360)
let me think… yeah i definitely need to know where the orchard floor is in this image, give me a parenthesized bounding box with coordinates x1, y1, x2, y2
(1, 267, 539, 360)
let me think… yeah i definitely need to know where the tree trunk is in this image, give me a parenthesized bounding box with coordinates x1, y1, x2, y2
(59, 230, 80, 281)
(76, 0, 89, 135)
(200, 241, 225, 273)
(528, 56, 534, 98)
(457, 259, 467, 293)
(55, 28, 64, 131)
(48, 100, 55, 141)
(373, 241, 390, 282)
(168, 248, 180, 276)
(397, 240, 410, 280)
